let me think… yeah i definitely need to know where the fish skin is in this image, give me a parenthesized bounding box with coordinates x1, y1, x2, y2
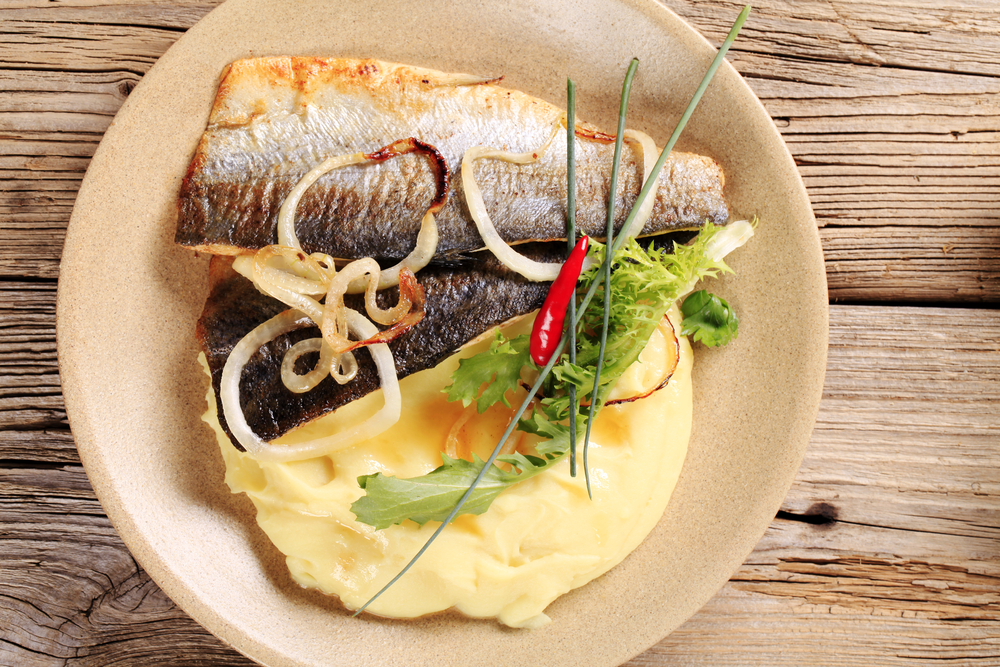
(198, 246, 561, 443)
(176, 57, 728, 261)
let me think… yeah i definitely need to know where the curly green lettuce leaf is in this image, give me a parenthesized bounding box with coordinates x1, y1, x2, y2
(680, 289, 739, 347)
(444, 331, 532, 413)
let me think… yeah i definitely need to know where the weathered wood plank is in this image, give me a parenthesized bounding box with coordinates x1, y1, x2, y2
(821, 225, 1000, 302)
(738, 52, 1000, 129)
(1, 304, 997, 665)
(631, 586, 1000, 666)
(0, 479, 254, 667)
(666, 0, 1000, 303)
(0, 19, 196, 75)
(0, 6, 207, 283)
(0, 0, 997, 301)
(666, 0, 1000, 76)
(0, 430, 79, 464)
(0, 2, 220, 30)
(0, 282, 64, 429)
(0, 464, 95, 501)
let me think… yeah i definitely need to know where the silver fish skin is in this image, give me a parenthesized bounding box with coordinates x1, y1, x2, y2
(176, 57, 728, 260)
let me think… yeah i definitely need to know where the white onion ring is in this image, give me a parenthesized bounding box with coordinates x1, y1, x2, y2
(279, 145, 441, 291)
(602, 315, 679, 406)
(621, 129, 660, 240)
(346, 209, 438, 294)
(322, 258, 414, 353)
(254, 245, 332, 297)
(277, 152, 367, 252)
(252, 270, 324, 323)
(443, 407, 475, 459)
(280, 337, 346, 393)
(221, 309, 401, 462)
(461, 128, 578, 282)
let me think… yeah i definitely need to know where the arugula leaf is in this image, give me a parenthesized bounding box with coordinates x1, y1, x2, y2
(680, 290, 739, 347)
(444, 331, 532, 413)
(351, 447, 566, 530)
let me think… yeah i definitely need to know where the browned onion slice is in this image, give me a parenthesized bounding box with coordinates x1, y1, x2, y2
(586, 316, 680, 407)
(337, 268, 426, 352)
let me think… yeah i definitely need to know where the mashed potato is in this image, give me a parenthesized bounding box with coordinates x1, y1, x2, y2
(204, 309, 692, 629)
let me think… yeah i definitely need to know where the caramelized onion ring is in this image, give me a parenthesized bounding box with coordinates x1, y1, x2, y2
(279, 337, 360, 393)
(280, 337, 327, 393)
(337, 269, 426, 353)
(346, 208, 438, 294)
(349, 138, 448, 292)
(253, 245, 332, 304)
(277, 153, 368, 251)
(221, 309, 401, 462)
(279, 138, 449, 291)
(323, 261, 426, 353)
(583, 316, 680, 407)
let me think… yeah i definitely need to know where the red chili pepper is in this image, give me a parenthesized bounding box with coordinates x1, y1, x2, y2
(530, 235, 590, 366)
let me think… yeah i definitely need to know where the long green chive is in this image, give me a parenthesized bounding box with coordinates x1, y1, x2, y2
(582, 58, 638, 498)
(614, 5, 750, 259)
(572, 4, 750, 331)
(566, 78, 579, 477)
(355, 331, 571, 616)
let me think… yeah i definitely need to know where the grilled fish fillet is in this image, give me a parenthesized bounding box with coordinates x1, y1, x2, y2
(197, 232, 695, 443)
(198, 248, 558, 442)
(176, 57, 728, 260)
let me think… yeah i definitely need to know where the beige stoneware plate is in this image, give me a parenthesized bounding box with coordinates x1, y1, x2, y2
(56, 0, 827, 665)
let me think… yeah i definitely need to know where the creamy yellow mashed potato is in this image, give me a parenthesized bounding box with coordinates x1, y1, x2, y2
(204, 309, 692, 629)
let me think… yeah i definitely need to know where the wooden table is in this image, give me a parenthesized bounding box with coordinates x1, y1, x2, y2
(2, 1, 997, 664)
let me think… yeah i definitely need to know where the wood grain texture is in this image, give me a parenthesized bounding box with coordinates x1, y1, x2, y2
(1, 1, 998, 665)
(2, 306, 998, 665)
(0, 282, 64, 430)
(665, 0, 1000, 303)
(0, 0, 997, 300)
(0, 469, 256, 667)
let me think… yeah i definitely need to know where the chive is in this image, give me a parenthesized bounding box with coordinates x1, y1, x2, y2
(612, 4, 750, 258)
(572, 4, 750, 329)
(566, 78, 579, 478)
(581, 58, 638, 498)
(355, 331, 571, 617)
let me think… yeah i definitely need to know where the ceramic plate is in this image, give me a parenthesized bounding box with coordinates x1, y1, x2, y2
(57, 0, 827, 665)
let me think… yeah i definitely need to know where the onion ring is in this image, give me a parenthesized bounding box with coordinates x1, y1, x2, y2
(279, 138, 448, 290)
(576, 315, 680, 408)
(346, 208, 438, 293)
(221, 308, 401, 462)
(277, 153, 368, 252)
(323, 261, 426, 353)
(461, 126, 579, 282)
(620, 130, 660, 240)
(278, 337, 359, 393)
